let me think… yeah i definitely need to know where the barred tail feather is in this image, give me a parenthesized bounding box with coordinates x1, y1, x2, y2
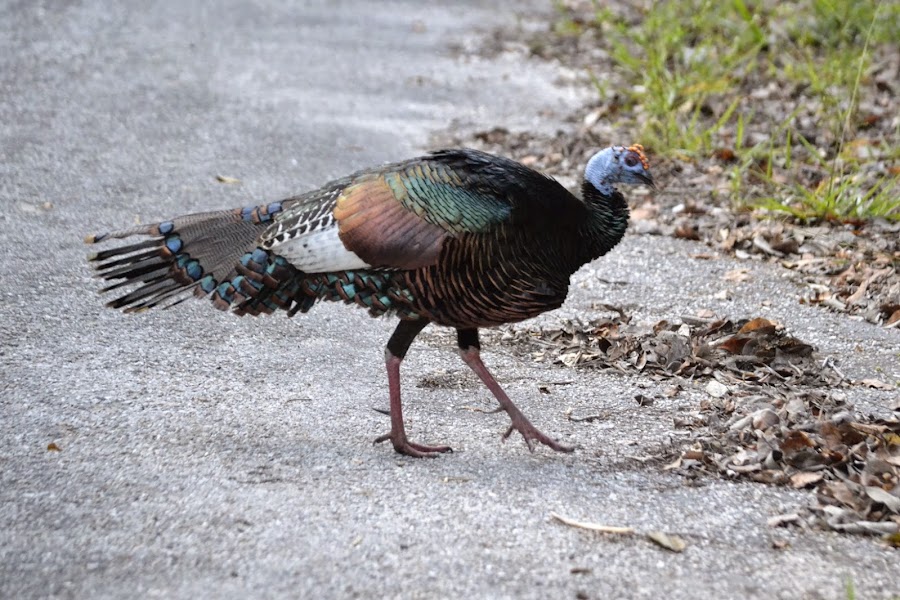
(86, 203, 287, 313)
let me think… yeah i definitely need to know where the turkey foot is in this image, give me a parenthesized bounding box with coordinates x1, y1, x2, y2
(499, 403, 574, 453)
(373, 432, 452, 458)
(379, 322, 454, 458)
(459, 346, 574, 453)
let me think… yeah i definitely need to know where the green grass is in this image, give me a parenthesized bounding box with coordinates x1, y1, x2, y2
(562, 0, 900, 222)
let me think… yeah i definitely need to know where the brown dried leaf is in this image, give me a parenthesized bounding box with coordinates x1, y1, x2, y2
(738, 318, 778, 335)
(723, 269, 751, 282)
(567, 412, 607, 423)
(682, 449, 706, 461)
(790, 471, 824, 489)
(634, 394, 655, 407)
(752, 470, 788, 485)
(775, 336, 814, 355)
(662, 455, 683, 471)
(767, 513, 800, 527)
(646, 531, 687, 552)
(781, 430, 815, 454)
(884, 455, 900, 468)
(674, 223, 700, 240)
(837, 422, 869, 446)
(818, 422, 843, 448)
(865, 487, 900, 513)
(820, 481, 863, 510)
(859, 379, 895, 390)
(752, 234, 784, 257)
(752, 408, 780, 431)
(849, 422, 890, 436)
(770, 238, 801, 255)
(713, 148, 737, 162)
(696, 319, 731, 337)
(887, 309, 900, 326)
(719, 335, 749, 354)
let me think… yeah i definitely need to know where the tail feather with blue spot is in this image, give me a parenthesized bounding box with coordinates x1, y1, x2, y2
(86, 203, 288, 313)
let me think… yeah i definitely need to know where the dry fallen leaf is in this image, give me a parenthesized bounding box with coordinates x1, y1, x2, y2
(865, 487, 900, 513)
(719, 335, 749, 355)
(674, 224, 701, 240)
(751, 408, 780, 430)
(790, 471, 824, 489)
(682, 449, 706, 461)
(713, 148, 737, 162)
(781, 430, 815, 454)
(724, 269, 751, 283)
(662, 455, 683, 471)
(859, 379, 895, 390)
(738, 317, 778, 335)
(634, 394, 655, 407)
(646, 531, 687, 552)
(566, 411, 607, 423)
(46, 442, 60, 452)
(767, 513, 800, 527)
(215, 175, 241, 184)
(886, 309, 900, 327)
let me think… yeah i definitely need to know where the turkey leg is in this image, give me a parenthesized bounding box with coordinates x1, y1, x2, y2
(457, 328, 574, 453)
(374, 318, 452, 458)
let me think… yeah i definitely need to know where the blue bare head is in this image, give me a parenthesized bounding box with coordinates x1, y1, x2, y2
(584, 144, 654, 196)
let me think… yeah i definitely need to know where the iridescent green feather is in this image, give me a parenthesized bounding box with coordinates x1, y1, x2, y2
(384, 164, 511, 234)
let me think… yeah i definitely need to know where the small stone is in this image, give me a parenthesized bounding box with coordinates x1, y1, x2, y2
(706, 380, 729, 398)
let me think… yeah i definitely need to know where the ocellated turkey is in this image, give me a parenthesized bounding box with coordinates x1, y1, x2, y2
(86, 146, 653, 457)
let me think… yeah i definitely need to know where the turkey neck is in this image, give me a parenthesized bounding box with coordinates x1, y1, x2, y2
(577, 180, 630, 263)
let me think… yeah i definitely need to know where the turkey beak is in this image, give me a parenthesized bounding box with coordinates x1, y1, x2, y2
(639, 171, 655, 189)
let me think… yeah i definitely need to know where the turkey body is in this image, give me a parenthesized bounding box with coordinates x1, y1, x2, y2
(87, 147, 650, 457)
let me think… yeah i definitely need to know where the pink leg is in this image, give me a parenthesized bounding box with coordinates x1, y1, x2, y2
(374, 320, 452, 458)
(459, 347, 574, 453)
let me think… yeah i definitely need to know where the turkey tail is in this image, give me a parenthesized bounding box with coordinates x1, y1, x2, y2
(86, 202, 286, 312)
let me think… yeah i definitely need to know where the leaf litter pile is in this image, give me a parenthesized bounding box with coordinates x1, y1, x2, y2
(443, 0, 900, 543)
(500, 309, 900, 540)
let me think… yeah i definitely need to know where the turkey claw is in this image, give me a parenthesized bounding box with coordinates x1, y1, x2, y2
(502, 422, 574, 454)
(374, 433, 453, 458)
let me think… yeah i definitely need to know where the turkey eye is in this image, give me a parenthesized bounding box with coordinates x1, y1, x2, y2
(624, 155, 638, 167)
